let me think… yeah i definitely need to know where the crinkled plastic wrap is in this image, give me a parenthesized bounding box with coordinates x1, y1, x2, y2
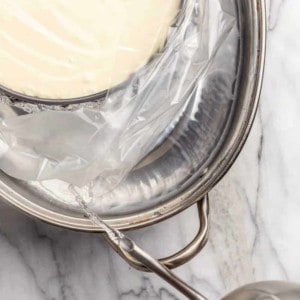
(0, 0, 238, 196)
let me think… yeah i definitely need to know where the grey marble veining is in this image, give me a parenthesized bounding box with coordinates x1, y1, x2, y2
(1, 1, 300, 299)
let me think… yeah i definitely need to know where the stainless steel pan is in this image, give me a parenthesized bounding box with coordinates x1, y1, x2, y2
(0, 0, 266, 293)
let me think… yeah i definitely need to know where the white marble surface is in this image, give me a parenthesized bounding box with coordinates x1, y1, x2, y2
(0, 1, 300, 299)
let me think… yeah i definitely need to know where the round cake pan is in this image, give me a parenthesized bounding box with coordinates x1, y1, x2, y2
(0, 1, 185, 105)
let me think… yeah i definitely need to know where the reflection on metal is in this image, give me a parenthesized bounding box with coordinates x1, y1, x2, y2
(222, 281, 300, 300)
(106, 196, 209, 272)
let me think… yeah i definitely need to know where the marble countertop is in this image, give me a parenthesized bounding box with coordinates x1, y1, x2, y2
(0, 1, 299, 299)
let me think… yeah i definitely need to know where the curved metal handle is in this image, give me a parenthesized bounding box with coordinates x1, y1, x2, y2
(113, 195, 209, 272)
(116, 235, 208, 300)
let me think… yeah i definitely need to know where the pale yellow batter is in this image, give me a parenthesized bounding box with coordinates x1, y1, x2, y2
(0, 0, 179, 100)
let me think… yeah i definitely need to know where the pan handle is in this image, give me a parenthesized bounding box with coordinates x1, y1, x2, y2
(116, 195, 209, 272)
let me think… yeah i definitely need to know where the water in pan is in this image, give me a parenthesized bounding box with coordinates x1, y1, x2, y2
(0, 0, 240, 214)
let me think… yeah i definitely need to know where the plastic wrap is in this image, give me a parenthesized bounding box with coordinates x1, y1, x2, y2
(0, 0, 238, 196)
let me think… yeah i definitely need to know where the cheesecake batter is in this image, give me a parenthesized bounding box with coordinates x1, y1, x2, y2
(0, 0, 180, 100)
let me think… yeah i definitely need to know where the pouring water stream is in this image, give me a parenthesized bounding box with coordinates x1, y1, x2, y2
(69, 185, 207, 300)
(69, 186, 300, 300)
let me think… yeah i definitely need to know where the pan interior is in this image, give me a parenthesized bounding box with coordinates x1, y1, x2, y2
(0, 0, 265, 230)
